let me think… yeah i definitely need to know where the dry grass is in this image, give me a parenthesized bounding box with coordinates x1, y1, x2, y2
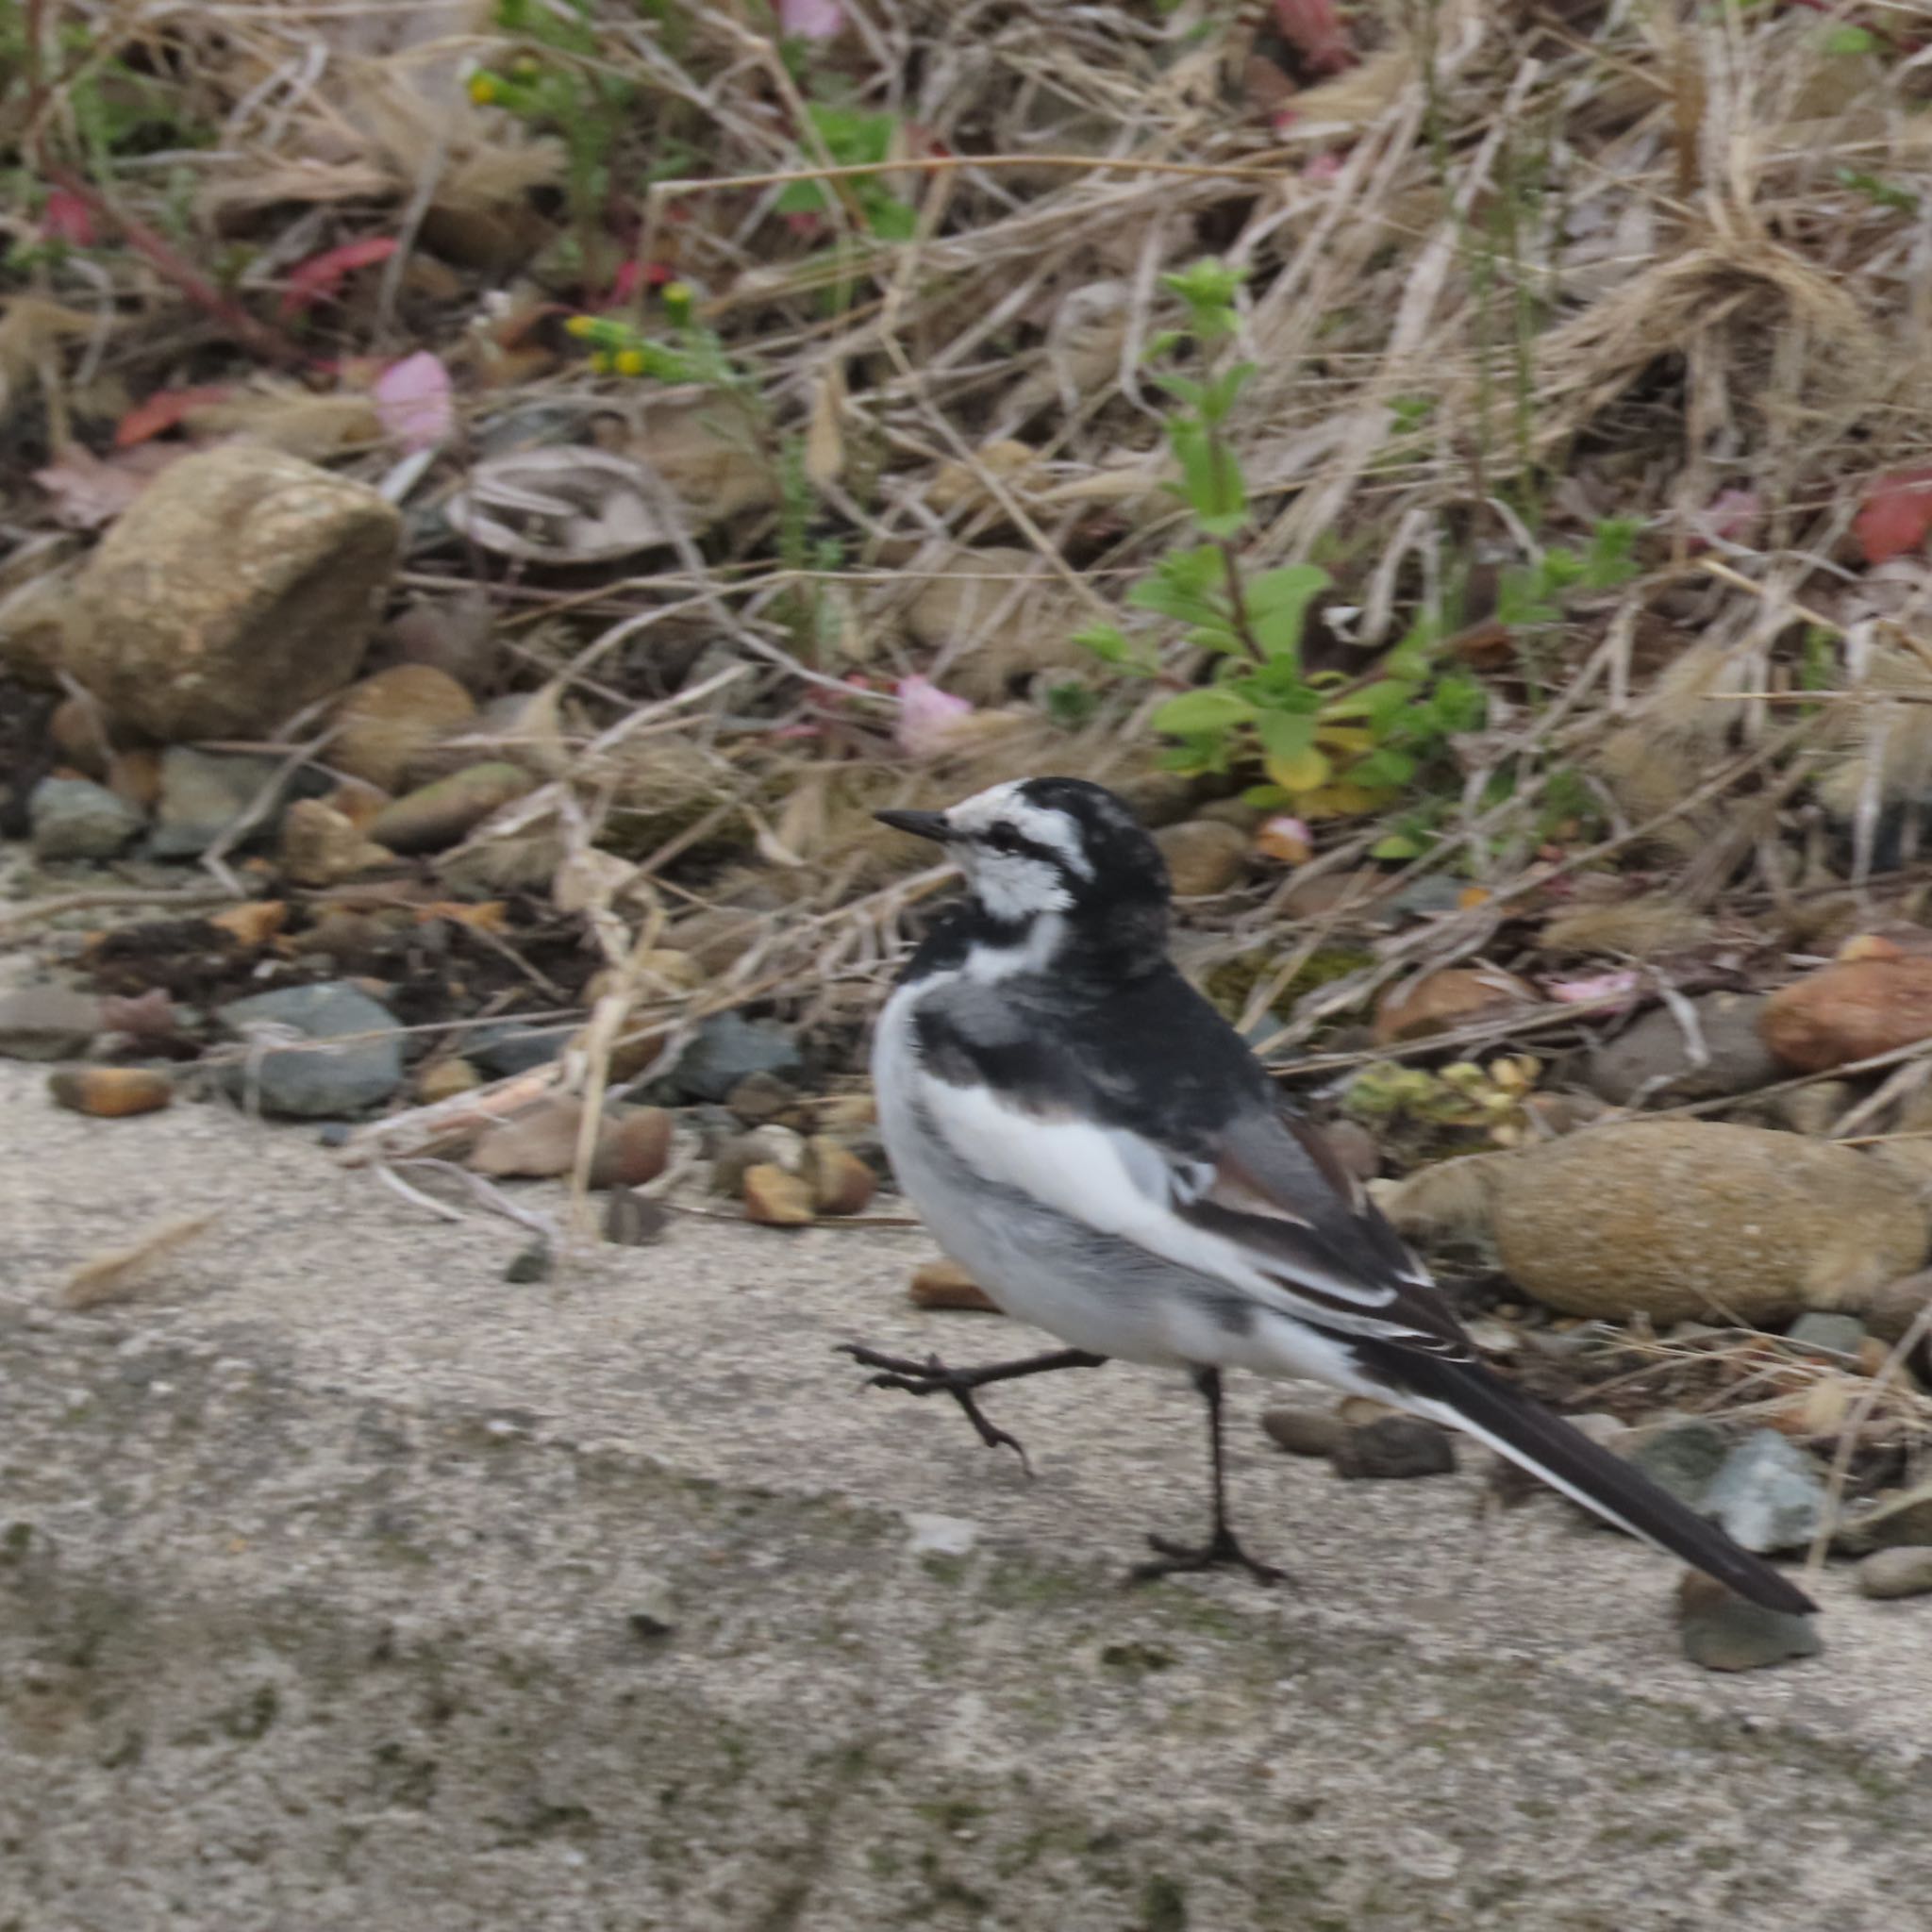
(8, 0, 1932, 1060)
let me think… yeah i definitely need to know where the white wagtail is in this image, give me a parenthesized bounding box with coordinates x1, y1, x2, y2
(843, 775, 1815, 1613)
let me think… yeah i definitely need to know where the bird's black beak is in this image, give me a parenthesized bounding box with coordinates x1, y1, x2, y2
(874, 808, 952, 843)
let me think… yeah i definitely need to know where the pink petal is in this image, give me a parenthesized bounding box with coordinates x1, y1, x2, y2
(1544, 971, 1642, 1006)
(780, 0, 844, 37)
(374, 351, 454, 452)
(1691, 487, 1763, 550)
(42, 189, 95, 247)
(893, 675, 974, 758)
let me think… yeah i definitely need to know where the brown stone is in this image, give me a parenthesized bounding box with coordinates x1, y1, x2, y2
(106, 748, 162, 810)
(367, 762, 533, 855)
(743, 1163, 815, 1226)
(67, 443, 400, 741)
(1154, 819, 1248, 898)
(330, 664, 475, 792)
(414, 1058, 481, 1104)
(46, 1065, 173, 1118)
(280, 799, 394, 887)
(589, 1108, 674, 1189)
(1374, 967, 1537, 1046)
(908, 1259, 1001, 1312)
(1865, 1271, 1932, 1344)
(805, 1136, 876, 1216)
(1760, 957, 1932, 1073)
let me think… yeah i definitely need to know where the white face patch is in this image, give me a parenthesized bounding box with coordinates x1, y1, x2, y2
(945, 782, 1094, 881)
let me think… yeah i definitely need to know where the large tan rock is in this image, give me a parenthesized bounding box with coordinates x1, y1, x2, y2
(1491, 1121, 1927, 1326)
(68, 444, 401, 741)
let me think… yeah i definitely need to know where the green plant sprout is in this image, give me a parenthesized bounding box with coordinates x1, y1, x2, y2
(1076, 258, 1487, 825)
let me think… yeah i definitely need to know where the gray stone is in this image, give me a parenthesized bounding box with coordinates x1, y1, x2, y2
(1857, 1546, 1932, 1599)
(0, 985, 102, 1060)
(1834, 1478, 1932, 1556)
(671, 1011, 804, 1104)
(1622, 1418, 1728, 1511)
(602, 1188, 670, 1246)
(725, 1070, 803, 1125)
(709, 1124, 806, 1197)
(1786, 1311, 1866, 1357)
(215, 981, 403, 1117)
(150, 747, 290, 858)
(1587, 993, 1779, 1107)
(1330, 1414, 1457, 1480)
(1261, 1406, 1345, 1457)
(1702, 1430, 1826, 1555)
(468, 1019, 575, 1077)
(28, 776, 143, 860)
(1676, 1573, 1824, 1673)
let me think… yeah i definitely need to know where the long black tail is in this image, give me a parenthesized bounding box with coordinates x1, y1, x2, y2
(1356, 1341, 1817, 1616)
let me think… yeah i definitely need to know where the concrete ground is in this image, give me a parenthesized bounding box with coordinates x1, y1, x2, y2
(3, 1058, 1929, 1931)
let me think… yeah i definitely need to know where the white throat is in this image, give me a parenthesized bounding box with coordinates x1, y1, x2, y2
(962, 911, 1066, 983)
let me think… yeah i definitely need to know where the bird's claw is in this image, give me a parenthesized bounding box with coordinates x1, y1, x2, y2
(1129, 1528, 1288, 1590)
(836, 1342, 1036, 1474)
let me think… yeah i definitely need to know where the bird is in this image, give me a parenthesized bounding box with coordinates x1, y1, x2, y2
(842, 774, 1815, 1617)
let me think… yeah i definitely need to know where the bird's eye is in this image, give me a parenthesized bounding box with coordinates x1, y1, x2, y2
(986, 824, 1023, 855)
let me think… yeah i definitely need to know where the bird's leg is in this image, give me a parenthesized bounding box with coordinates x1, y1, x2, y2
(838, 1343, 1108, 1474)
(1132, 1367, 1287, 1588)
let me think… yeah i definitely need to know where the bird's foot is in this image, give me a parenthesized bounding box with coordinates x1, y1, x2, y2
(1129, 1525, 1288, 1589)
(838, 1344, 1035, 1474)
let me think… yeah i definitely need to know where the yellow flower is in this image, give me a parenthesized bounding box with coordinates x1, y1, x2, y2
(564, 315, 595, 339)
(614, 347, 645, 376)
(468, 73, 498, 105)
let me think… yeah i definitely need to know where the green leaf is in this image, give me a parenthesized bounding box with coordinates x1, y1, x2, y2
(1127, 548, 1224, 628)
(861, 193, 919, 241)
(775, 179, 830, 216)
(1241, 783, 1291, 808)
(1167, 419, 1248, 534)
(1348, 746, 1417, 789)
(1152, 688, 1258, 736)
(1824, 24, 1877, 55)
(1074, 623, 1131, 664)
(1244, 565, 1329, 664)
(1257, 709, 1318, 765)
(1371, 831, 1425, 860)
(1581, 516, 1643, 590)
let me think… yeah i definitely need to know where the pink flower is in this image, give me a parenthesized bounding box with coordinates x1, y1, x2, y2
(894, 675, 974, 758)
(780, 0, 844, 38)
(374, 351, 454, 452)
(1544, 971, 1642, 1006)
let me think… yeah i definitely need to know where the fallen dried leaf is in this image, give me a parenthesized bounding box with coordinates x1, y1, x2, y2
(444, 446, 678, 563)
(61, 1212, 219, 1309)
(280, 236, 398, 319)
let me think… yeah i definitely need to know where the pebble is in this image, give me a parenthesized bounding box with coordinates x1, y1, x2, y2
(215, 981, 404, 1118)
(1490, 1121, 1929, 1326)
(1675, 1572, 1823, 1672)
(1786, 1311, 1867, 1357)
(1760, 957, 1932, 1074)
(47, 1066, 172, 1118)
(908, 1259, 1000, 1312)
(672, 1012, 805, 1105)
(471, 1097, 586, 1179)
(1863, 1271, 1932, 1345)
(66, 442, 400, 742)
(468, 1018, 576, 1078)
(603, 1188, 670, 1247)
(151, 747, 291, 858)
(1622, 1418, 1728, 1511)
(1856, 1546, 1932, 1600)
(743, 1163, 814, 1225)
(0, 986, 103, 1060)
(367, 762, 533, 855)
(1373, 967, 1536, 1046)
(804, 1135, 876, 1216)
(28, 776, 144, 861)
(504, 1240, 552, 1284)
(1260, 1406, 1345, 1457)
(588, 1107, 674, 1190)
(1587, 993, 1778, 1107)
(280, 798, 393, 886)
(1702, 1430, 1826, 1554)
(1153, 819, 1248, 898)
(329, 664, 475, 791)
(711, 1125, 807, 1196)
(1832, 1478, 1932, 1555)
(414, 1058, 481, 1104)
(725, 1071, 804, 1126)
(906, 1513, 980, 1557)
(1329, 1414, 1457, 1480)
